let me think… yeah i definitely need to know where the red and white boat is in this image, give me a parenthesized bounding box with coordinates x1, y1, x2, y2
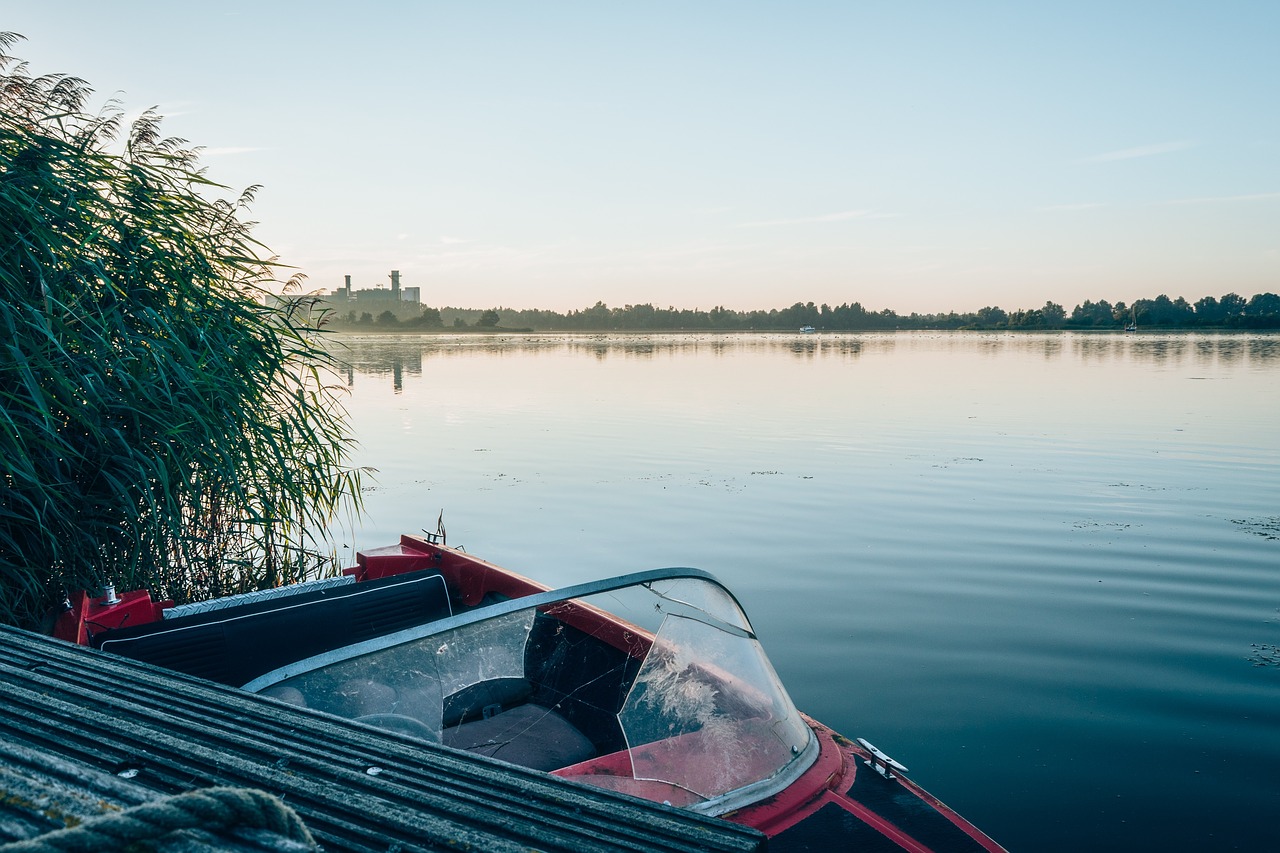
(56, 534, 1007, 852)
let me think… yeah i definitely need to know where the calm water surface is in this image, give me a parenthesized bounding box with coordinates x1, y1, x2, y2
(330, 331, 1280, 852)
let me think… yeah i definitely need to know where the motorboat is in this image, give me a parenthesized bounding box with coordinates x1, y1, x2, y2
(55, 534, 1007, 851)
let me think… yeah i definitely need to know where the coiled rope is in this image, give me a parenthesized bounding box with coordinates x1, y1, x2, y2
(0, 786, 316, 852)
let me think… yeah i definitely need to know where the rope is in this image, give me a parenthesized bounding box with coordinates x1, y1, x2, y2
(0, 786, 316, 852)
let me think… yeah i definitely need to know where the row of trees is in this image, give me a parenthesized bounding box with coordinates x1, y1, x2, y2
(349, 291, 1280, 333)
(1065, 293, 1279, 329)
(335, 306, 524, 329)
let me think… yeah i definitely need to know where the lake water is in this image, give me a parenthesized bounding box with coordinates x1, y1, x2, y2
(328, 331, 1280, 852)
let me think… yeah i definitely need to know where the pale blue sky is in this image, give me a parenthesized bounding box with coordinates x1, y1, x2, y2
(8, 2, 1279, 313)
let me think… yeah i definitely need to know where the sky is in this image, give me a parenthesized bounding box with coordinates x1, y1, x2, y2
(6, 1, 1279, 314)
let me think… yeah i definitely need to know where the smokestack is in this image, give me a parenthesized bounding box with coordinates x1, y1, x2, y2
(390, 270, 401, 297)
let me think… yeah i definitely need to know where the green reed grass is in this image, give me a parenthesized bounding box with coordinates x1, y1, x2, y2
(0, 34, 365, 629)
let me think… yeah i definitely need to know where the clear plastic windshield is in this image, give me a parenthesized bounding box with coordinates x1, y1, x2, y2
(247, 572, 816, 814)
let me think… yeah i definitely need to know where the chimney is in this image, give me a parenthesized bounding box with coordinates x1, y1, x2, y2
(390, 270, 401, 298)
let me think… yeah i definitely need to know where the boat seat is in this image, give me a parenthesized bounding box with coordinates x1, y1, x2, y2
(439, 677, 595, 770)
(96, 570, 452, 687)
(443, 703, 596, 771)
(442, 677, 533, 727)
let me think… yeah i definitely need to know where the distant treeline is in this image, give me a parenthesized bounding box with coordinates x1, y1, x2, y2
(330, 291, 1280, 332)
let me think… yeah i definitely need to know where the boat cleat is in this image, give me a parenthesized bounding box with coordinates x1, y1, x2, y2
(856, 737, 909, 780)
(100, 584, 122, 607)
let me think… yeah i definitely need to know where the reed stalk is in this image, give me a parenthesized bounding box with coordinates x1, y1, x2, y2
(0, 33, 365, 629)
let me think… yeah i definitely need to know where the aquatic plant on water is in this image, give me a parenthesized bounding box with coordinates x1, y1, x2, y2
(0, 34, 364, 629)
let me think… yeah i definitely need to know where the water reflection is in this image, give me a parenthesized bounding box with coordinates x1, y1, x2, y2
(327, 331, 1280, 391)
(1249, 335, 1280, 364)
(1072, 334, 1123, 363)
(330, 338, 424, 393)
(1128, 337, 1188, 363)
(790, 338, 819, 358)
(1194, 338, 1220, 368)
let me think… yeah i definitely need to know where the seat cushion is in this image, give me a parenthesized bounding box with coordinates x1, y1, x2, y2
(442, 677, 533, 727)
(442, 704, 595, 771)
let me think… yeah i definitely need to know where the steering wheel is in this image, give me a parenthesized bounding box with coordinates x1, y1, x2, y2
(355, 713, 440, 743)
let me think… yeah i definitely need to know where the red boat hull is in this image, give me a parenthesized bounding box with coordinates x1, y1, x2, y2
(57, 534, 1005, 851)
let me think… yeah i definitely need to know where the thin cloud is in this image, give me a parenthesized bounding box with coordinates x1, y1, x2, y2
(115, 103, 196, 133)
(200, 146, 265, 157)
(1164, 191, 1280, 205)
(1038, 202, 1106, 212)
(1081, 141, 1197, 163)
(738, 209, 897, 227)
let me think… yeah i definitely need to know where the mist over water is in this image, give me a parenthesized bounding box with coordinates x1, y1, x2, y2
(330, 331, 1280, 852)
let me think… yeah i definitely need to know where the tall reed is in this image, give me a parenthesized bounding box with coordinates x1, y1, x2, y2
(0, 34, 364, 630)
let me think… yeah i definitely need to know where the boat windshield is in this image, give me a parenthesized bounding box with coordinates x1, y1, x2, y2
(245, 570, 817, 814)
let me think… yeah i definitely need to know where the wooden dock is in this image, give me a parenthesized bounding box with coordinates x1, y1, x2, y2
(0, 625, 765, 852)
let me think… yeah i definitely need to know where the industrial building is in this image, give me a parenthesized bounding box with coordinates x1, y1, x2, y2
(327, 270, 425, 322)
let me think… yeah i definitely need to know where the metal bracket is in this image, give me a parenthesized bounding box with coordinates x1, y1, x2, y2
(856, 737, 909, 780)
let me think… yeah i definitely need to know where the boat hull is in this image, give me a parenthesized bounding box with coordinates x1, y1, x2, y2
(738, 719, 1003, 851)
(59, 534, 1006, 851)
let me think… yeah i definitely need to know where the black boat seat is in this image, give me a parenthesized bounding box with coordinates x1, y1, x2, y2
(442, 677, 533, 727)
(96, 570, 452, 687)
